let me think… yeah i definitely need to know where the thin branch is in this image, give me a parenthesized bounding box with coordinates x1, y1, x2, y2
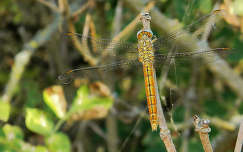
(151, 24, 177, 152)
(60, 0, 70, 17)
(112, 0, 123, 36)
(67, 14, 98, 66)
(58, 0, 64, 13)
(234, 120, 243, 152)
(106, 114, 119, 152)
(155, 71, 177, 152)
(64, 0, 97, 66)
(105, 1, 123, 152)
(201, 3, 220, 41)
(180, 61, 197, 152)
(209, 116, 236, 131)
(71, 1, 91, 18)
(37, 0, 60, 12)
(89, 16, 98, 53)
(88, 122, 107, 141)
(166, 114, 238, 133)
(81, 13, 91, 44)
(193, 115, 213, 152)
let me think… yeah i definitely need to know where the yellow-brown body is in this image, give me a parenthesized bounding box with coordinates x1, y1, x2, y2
(137, 30, 158, 131)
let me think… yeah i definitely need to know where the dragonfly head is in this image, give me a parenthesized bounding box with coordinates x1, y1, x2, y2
(140, 12, 152, 32)
(141, 12, 151, 21)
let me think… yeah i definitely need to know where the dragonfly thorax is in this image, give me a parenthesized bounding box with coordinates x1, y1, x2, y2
(137, 34, 155, 64)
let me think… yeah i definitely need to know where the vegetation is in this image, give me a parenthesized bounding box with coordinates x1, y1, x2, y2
(1, 0, 243, 152)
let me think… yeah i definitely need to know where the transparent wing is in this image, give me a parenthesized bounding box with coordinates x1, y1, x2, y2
(66, 10, 223, 57)
(153, 47, 233, 69)
(153, 10, 223, 51)
(59, 9, 228, 84)
(65, 32, 137, 52)
(58, 56, 141, 85)
(58, 47, 233, 84)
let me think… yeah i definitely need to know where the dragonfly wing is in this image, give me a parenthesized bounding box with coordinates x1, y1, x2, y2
(65, 32, 137, 54)
(153, 10, 223, 52)
(58, 57, 142, 85)
(153, 47, 233, 68)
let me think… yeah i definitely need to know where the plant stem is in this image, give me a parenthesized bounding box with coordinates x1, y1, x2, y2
(193, 115, 213, 152)
(234, 120, 243, 152)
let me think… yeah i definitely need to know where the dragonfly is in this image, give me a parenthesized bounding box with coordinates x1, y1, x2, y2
(58, 11, 231, 131)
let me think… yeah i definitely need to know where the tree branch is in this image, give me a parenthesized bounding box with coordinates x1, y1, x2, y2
(193, 115, 213, 152)
(234, 120, 243, 152)
(37, 0, 59, 12)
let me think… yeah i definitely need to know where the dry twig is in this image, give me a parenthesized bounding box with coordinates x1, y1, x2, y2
(200, 3, 220, 41)
(71, 1, 92, 18)
(209, 116, 236, 131)
(193, 115, 213, 152)
(234, 120, 243, 152)
(155, 74, 176, 152)
(112, 0, 123, 36)
(106, 2, 124, 152)
(67, 4, 98, 66)
(37, 0, 59, 12)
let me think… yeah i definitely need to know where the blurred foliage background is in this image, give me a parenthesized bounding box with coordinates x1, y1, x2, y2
(1, 0, 243, 152)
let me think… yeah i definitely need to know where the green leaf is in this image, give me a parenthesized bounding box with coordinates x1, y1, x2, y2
(69, 85, 113, 120)
(199, 0, 212, 14)
(35, 146, 48, 152)
(25, 108, 54, 136)
(0, 137, 22, 152)
(3, 124, 24, 140)
(45, 133, 71, 152)
(43, 85, 67, 119)
(0, 134, 47, 152)
(0, 101, 10, 121)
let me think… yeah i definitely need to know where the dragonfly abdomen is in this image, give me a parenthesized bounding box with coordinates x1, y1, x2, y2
(143, 63, 158, 131)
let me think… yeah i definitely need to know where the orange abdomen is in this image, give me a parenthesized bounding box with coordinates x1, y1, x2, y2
(143, 64, 158, 131)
